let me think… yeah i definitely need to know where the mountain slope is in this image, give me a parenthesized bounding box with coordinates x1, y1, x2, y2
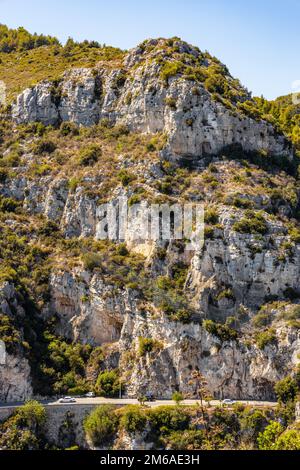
(0, 31, 299, 407)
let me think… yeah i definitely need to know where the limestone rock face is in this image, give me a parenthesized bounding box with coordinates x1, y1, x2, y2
(11, 44, 293, 164)
(12, 82, 59, 126)
(118, 310, 300, 400)
(46, 258, 300, 401)
(0, 283, 33, 402)
(59, 69, 101, 126)
(48, 269, 127, 345)
(0, 354, 33, 402)
(188, 208, 300, 320)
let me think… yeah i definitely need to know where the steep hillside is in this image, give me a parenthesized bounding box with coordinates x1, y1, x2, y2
(0, 31, 300, 420)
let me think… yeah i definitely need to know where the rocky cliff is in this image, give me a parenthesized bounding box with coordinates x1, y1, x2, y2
(12, 39, 293, 166)
(0, 37, 299, 403)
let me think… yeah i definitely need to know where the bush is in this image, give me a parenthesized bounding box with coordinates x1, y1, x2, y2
(60, 122, 79, 136)
(205, 207, 219, 225)
(82, 252, 102, 271)
(84, 405, 119, 447)
(96, 370, 120, 398)
(164, 430, 205, 450)
(117, 169, 135, 187)
(273, 430, 300, 450)
(16, 400, 46, 429)
(279, 305, 300, 327)
(32, 139, 56, 154)
(0, 196, 21, 213)
(255, 328, 276, 350)
(148, 406, 190, 434)
(160, 61, 184, 83)
(252, 312, 273, 328)
(274, 376, 298, 404)
(78, 144, 102, 166)
(0, 314, 22, 354)
(0, 400, 47, 450)
(120, 405, 147, 434)
(240, 409, 269, 440)
(164, 97, 177, 110)
(257, 421, 284, 450)
(233, 210, 268, 235)
(138, 337, 162, 357)
(172, 391, 184, 405)
(203, 320, 238, 342)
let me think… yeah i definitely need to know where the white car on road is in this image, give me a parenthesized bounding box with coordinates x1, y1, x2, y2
(222, 399, 235, 405)
(58, 396, 76, 404)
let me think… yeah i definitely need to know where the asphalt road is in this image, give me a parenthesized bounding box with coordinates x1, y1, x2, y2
(0, 398, 278, 410)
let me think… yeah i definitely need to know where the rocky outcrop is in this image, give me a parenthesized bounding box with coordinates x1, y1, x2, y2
(48, 269, 127, 345)
(119, 308, 300, 400)
(0, 283, 33, 402)
(11, 40, 293, 165)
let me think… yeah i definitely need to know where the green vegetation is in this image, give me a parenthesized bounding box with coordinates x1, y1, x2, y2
(138, 337, 162, 357)
(83, 405, 119, 447)
(202, 320, 238, 342)
(95, 370, 120, 398)
(274, 376, 298, 404)
(0, 401, 46, 450)
(0, 28, 124, 101)
(172, 391, 184, 405)
(120, 405, 147, 434)
(233, 210, 268, 235)
(255, 328, 277, 350)
(0, 24, 59, 53)
(78, 144, 102, 166)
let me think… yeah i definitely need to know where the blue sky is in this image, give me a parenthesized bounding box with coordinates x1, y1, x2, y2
(0, 0, 299, 99)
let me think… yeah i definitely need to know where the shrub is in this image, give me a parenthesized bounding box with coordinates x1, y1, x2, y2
(16, 400, 46, 429)
(96, 370, 120, 398)
(252, 312, 273, 328)
(60, 122, 79, 136)
(216, 289, 235, 302)
(257, 421, 284, 450)
(279, 305, 300, 328)
(120, 405, 147, 434)
(78, 144, 102, 166)
(84, 405, 119, 447)
(0, 314, 22, 354)
(0, 400, 46, 450)
(233, 210, 268, 235)
(255, 328, 276, 350)
(164, 97, 177, 110)
(32, 139, 56, 154)
(289, 227, 300, 244)
(205, 207, 219, 225)
(205, 74, 228, 96)
(203, 320, 238, 342)
(117, 169, 135, 187)
(148, 406, 190, 434)
(37, 219, 60, 237)
(275, 376, 298, 404)
(82, 252, 102, 271)
(0, 196, 21, 213)
(172, 391, 184, 405)
(0, 168, 8, 182)
(116, 243, 129, 256)
(138, 337, 162, 357)
(164, 430, 205, 450)
(239, 409, 269, 440)
(273, 430, 300, 450)
(160, 61, 184, 83)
